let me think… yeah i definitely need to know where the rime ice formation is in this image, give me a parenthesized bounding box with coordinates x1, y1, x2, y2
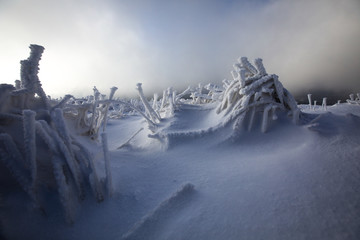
(216, 57, 299, 132)
(18, 44, 49, 109)
(101, 133, 113, 197)
(136, 83, 161, 124)
(135, 57, 300, 147)
(346, 93, 360, 105)
(308, 94, 312, 109)
(322, 97, 327, 110)
(0, 45, 110, 223)
(141, 57, 300, 148)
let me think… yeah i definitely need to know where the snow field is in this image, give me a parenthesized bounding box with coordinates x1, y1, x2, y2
(2, 103, 360, 240)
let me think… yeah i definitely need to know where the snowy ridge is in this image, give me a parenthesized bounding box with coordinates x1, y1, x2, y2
(122, 183, 195, 240)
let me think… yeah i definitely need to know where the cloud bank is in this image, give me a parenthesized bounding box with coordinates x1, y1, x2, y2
(0, 0, 359, 98)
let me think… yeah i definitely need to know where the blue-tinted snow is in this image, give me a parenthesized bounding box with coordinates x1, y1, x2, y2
(1, 103, 360, 240)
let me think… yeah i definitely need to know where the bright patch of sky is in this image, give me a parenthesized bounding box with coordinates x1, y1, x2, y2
(0, 0, 359, 98)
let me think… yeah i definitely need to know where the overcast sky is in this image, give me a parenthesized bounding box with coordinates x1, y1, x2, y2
(0, 0, 359, 98)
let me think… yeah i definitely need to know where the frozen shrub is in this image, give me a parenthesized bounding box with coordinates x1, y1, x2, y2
(136, 83, 161, 123)
(0, 45, 107, 223)
(346, 93, 360, 104)
(216, 57, 299, 133)
(204, 83, 224, 102)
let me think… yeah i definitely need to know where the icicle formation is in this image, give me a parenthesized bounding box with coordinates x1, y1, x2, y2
(216, 57, 299, 133)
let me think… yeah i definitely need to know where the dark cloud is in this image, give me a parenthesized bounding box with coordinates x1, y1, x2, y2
(0, 0, 359, 98)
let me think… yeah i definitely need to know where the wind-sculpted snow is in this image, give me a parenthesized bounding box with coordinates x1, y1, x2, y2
(122, 183, 195, 240)
(4, 102, 358, 240)
(307, 112, 360, 137)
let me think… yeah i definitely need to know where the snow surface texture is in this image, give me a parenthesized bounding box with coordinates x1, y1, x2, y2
(2, 103, 360, 240)
(1, 45, 360, 239)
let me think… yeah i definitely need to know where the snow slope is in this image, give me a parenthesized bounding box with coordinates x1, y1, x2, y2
(1, 103, 360, 240)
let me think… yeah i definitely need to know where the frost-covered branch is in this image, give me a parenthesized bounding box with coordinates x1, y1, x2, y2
(102, 86, 118, 132)
(136, 83, 161, 123)
(23, 110, 37, 188)
(72, 140, 104, 202)
(216, 57, 299, 133)
(20, 45, 49, 109)
(101, 133, 113, 197)
(346, 93, 360, 104)
(51, 94, 73, 110)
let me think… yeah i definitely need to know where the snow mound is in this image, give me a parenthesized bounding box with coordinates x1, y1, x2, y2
(307, 112, 360, 137)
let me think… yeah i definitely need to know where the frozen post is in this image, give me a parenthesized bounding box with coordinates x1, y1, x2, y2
(313, 100, 317, 111)
(254, 58, 267, 76)
(28, 45, 49, 109)
(101, 133, 113, 197)
(102, 86, 118, 132)
(322, 97, 327, 111)
(349, 94, 355, 101)
(15, 80, 21, 89)
(88, 86, 100, 135)
(261, 105, 272, 133)
(136, 83, 160, 123)
(152, 93, 159, 111)
(23, 110, 37, 189)
(307, 94, 312, 110)
(337, 100, 341, 104)
(167, 87, 175, 114)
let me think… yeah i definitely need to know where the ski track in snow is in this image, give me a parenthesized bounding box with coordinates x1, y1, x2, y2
(1, 103, 360, 240)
